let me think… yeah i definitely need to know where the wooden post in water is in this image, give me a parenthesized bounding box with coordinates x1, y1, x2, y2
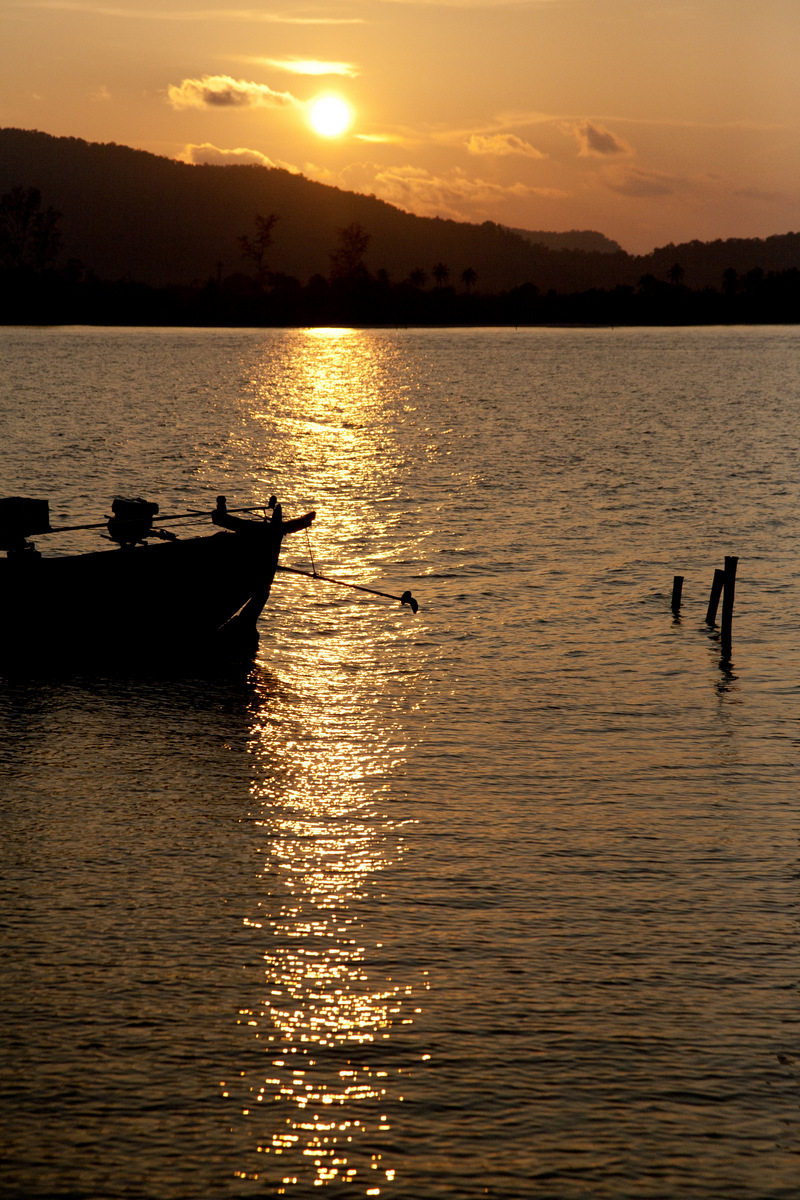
(720, 555, 738, 659)
(705, 567, 725, 626)
(671, 575, 684, 615)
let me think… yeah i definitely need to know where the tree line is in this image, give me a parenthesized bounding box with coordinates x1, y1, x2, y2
(2, 188, 799, 327)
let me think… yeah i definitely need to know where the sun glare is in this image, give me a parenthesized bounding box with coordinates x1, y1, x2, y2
(309, 94, 352, 138)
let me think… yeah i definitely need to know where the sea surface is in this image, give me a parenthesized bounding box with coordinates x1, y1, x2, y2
(1, 324, 799, 1199)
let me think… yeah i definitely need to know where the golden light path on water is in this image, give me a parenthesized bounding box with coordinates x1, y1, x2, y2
(221, 328, 428, 1195)
(222, 326, 425, 578)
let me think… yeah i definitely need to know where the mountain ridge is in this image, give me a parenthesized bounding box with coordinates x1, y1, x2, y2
(1, 128, 799, 297)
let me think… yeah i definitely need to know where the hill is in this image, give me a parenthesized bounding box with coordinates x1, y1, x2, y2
(0, 127, 625, 292)
(509, 228, 623, 255)
(1, 128, 799, 325)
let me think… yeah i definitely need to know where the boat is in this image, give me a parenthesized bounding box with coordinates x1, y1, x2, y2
(0, 493, 316, 664)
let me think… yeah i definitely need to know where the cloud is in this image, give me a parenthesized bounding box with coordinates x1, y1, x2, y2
(178, 142, 280, 168)
(467, 133, 545, 159)
(733, 186, 784, 203)
(350, 164, 565, 223)
(379, 0, 551, 6)
(606, 167, 676, 198)
(27, 3, 362, 23)
(356, 132, 414, 146)
(241, 57, 359, 78)
(167, 74, 295, 110)
(572, 121, 631, 157)
(171, 143, 569, 227)
(605, 165, 771, 208)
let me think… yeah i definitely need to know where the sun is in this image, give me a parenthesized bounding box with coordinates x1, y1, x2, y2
(309, 94, 353, 138)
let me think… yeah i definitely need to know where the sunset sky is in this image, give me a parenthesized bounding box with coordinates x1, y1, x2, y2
(2, 0, 798, 254)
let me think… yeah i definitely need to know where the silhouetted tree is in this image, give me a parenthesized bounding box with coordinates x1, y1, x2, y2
(408, 267, 428, 289)
(668, 262, 685, 287)
(461, 266, 478, 292)
(432, 261, 450, 287)
(329, 223, 370, 281)
(744, 267, 764, 293)
(239, 213, 278, 287)
(722, 267, 739, 296)
(0, 186, 62, 272)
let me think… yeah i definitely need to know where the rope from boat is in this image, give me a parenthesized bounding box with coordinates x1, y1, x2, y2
(276, 563, 418, 613)
(305, 529, 318, 577)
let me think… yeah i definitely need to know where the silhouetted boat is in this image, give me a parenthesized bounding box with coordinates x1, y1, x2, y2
(0, 494, 316, 664)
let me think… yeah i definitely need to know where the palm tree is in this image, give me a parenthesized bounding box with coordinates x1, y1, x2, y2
(461, 266, 478, 292)
(432, 261, 450, 288)
(668, 262, 685, 287)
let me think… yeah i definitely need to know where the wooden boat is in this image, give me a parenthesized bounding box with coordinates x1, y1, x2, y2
(0, 493, 316, 664)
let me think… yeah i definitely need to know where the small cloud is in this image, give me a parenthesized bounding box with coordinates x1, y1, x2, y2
(355, 132, 411, 146)
(607, 167, 675, 197)
(467, 133, 545, 159)
(28, 3, 361, 24)
(178, 142, 273, 167)
(167, 74, 295, 110)
(376, 0, 537, 6)
(299, 161, 341, 188)
(242, 57, 359, 78)
(733, 184, 783, 202)
(360, 164, 564, 222)
(573, 121, 631, 157)
(91, 84, 112, 102)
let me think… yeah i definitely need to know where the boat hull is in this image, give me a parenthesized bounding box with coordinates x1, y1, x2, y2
(0, 527, 282, 665)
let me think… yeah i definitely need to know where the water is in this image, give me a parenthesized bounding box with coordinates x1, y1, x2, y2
(2, 325, 800, 1199)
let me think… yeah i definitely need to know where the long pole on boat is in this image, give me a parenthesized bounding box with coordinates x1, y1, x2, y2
(276, 564, 419, 613)
(47, 503, 271, 535)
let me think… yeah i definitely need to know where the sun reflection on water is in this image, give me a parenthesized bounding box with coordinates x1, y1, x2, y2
(223, 330, 426, 1194)
(222, 328, 424, 590)
(231, 671, 421, 1195)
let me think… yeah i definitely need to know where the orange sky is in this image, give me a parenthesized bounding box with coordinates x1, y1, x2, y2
(2, 0, 798, 253)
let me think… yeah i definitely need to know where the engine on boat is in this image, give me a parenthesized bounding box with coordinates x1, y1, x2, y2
(107, 496, 159, 546)
(0, 496, 51, 554)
